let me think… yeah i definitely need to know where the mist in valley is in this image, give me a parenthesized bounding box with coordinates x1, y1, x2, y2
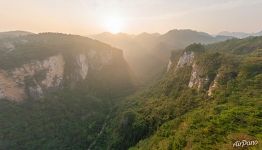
(0, 0, 261, 150)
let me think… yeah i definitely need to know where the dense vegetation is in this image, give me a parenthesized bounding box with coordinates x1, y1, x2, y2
(0, 89, 111, 149)
(0, 35, 261, 150)
(0, 33, 135, 150)
(92, 37, 262, 150)
(131, 58, 262, 149)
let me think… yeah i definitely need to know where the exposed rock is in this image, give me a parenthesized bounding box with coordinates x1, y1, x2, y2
(0, 33, 134, 101)
(174, 50, 206, 90)
(188, 64, 198, 88)
(188, 63, 210, 90)
(173, 50, 221, 95)
(167, 60, 172, 72)
(208, 73, 220, 96)
(0, 54, 65, 101)
(76, 54, 88, 80)
(11, 54, 65, 88)
(28, 79, 44, 99)
(40, 55, 65, 88)
(176, 51, 194, 68)
(0, 70, 26, 101)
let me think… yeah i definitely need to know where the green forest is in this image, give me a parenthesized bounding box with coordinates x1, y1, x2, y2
(0, 35, 261, 150)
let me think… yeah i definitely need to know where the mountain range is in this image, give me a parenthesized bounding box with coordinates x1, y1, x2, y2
(218, 31, 262, 39)
(0, 30, 261, 150)
(91, 29, 233, 83)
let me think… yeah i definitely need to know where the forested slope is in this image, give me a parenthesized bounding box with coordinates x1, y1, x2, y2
(94, 37, 262, 150)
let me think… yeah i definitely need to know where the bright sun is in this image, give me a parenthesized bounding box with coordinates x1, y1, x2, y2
(104, 16, 124, 34)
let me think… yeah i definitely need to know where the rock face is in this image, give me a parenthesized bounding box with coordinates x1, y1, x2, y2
(207, 73, 220, 96)
(76, 54, 88, 79)
(0, 54, 65, 101)
(176, 51, 195, 68)
(170, 46, 221, 96)
(188, 63, 210, 90)
(69, 54, 89, 82)
(0, 33, 134, 101)
(166, 60, 172, 72)
(174, 51, 210, 90)
(0, 70, 26, 101)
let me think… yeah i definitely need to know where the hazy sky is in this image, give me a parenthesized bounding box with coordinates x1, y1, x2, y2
(0, 0, 262, 35)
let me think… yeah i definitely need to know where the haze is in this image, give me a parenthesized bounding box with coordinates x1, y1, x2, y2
(1, 0, 262, 35)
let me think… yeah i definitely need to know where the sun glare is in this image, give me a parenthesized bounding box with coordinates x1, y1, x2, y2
(104, 16, 124, 34)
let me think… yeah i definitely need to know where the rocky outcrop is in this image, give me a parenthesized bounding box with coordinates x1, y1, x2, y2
(176, 51, 194, 68)
(0, 54, 65, 101)
(188, 63, 210, 90)
(167, 60, 172, 72)
(0, 33, 135, 101)
(172, 49, 221, 96)
(76, 54, 88, 79)
(11, 54, 65, 88)
(0, 70, 26, 101)
(27, 79, 44, 99)
(0, 50, 130, 101)
(208, 73, 220, 96)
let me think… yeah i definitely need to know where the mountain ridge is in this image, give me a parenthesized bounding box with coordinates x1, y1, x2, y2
(91, 36, 262, 150)
(218, 30, 262, 39)
(0, 31, 261, 150)
(91, 29, 234, 84)
(0, 32, 135, 101)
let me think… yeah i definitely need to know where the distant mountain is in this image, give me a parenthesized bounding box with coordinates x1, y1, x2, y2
(0, 30, 34, 39)
(159, 29, 232, 49)
(91, 29, 233, 84)
(0, 32, 261, 150)
(254, 31, 262, 36)
(218, 30, 262, 38)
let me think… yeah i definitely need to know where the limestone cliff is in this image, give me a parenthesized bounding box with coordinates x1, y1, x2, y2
(169, 44, 225, 96)
(176, 51, 195, 68)
(0, 33, 134, 101)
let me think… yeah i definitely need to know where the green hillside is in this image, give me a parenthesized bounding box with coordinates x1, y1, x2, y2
(0, 89, 111, 149)
(0, 35, 261, 150)
(93, 37, 262, 150)
(0, 33, 135, 149)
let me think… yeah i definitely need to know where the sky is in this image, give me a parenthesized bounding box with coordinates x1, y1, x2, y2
(0, 0, 262, 35)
